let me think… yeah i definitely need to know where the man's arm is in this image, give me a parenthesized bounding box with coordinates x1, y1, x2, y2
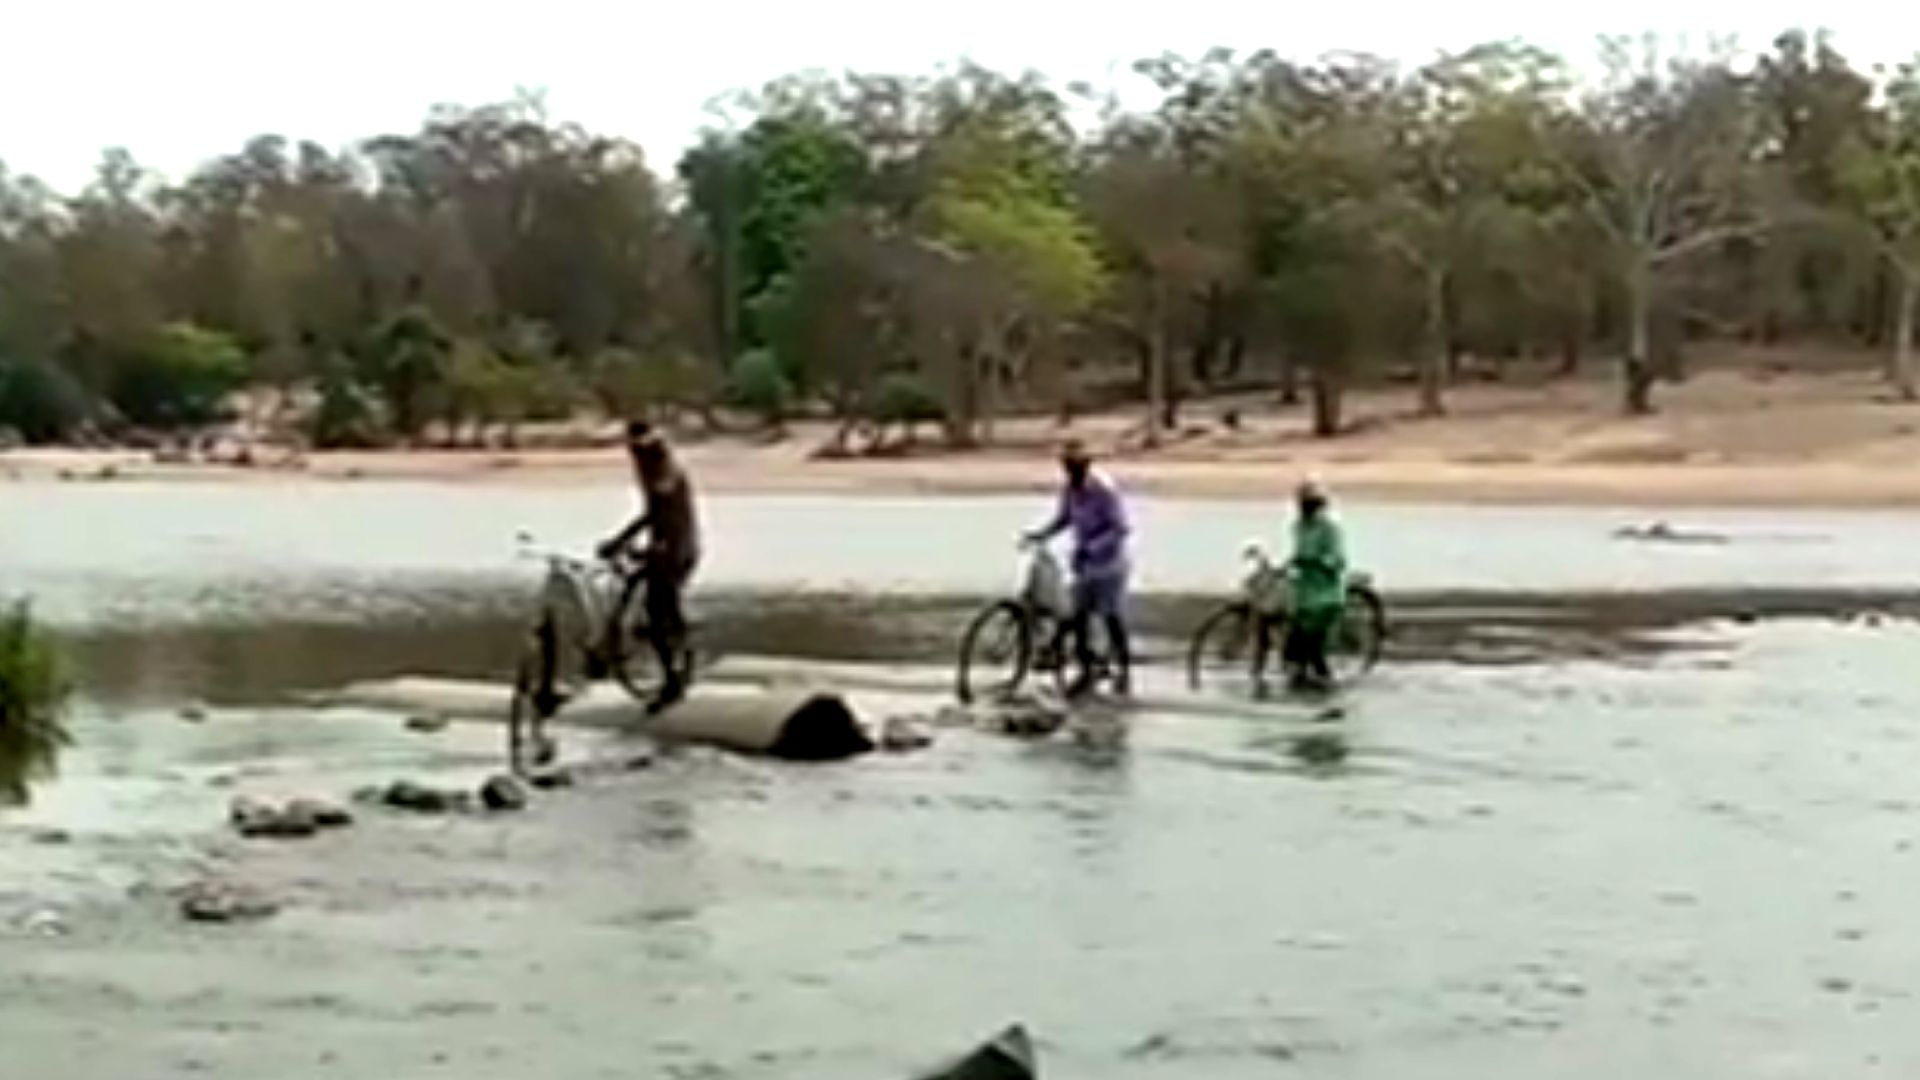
(1025, 490, 1071, 542)
(598, 511, 651, 558)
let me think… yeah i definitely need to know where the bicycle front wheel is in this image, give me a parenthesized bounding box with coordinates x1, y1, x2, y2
(1328, 585, 1388, 684)
(507, 617, 560, 775)
(957, 600, 1033, 704)
(1187, 601, 1263, 694)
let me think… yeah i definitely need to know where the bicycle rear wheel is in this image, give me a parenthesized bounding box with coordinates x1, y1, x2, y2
(957, 600, 1033, 704)
(608, 569, 693, 702)
(1187, 601, 1266, 694)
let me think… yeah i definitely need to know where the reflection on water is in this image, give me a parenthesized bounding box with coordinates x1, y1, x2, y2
(50, 583, 1912, 710)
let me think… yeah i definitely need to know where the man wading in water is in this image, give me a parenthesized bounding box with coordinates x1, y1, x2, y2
(1282, 479, 1346, 693)
(598, 421, 701, 713)
(1025, 440, 1133, 697)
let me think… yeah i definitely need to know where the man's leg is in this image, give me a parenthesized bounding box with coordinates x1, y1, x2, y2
(1103, 612, 1132, 695)
(644, 564, 689, 712)
(1251, 616, 1273, 696)
(1064, 579, 1096, 698)
(1297, 610, 1334, 692)
(1094, 573, 1131, 695)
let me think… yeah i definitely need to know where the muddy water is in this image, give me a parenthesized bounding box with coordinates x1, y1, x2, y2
(6, 482, 1920, 1077)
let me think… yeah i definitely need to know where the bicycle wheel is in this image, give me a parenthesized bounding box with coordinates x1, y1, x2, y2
(956, 600, 1033, 704)
(1328, 584, 1388, 684)
(607, 570, 692, 702)
(506, 616, 560, 775)
(1187, 601, 1263, 693)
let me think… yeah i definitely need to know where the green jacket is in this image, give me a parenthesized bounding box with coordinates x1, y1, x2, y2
(1289, 513, 1347, 620)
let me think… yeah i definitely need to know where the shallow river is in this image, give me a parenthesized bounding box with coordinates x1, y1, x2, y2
(4, 481, 1920, 1078)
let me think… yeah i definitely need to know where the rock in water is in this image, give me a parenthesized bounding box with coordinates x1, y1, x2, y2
(880, 715, 936, 752)
(230, 795, 314, 838)
(382, 780, 456, 814)
(996, 699, 1067, 738)
(286, 797, 353, 829)
(525, 766, 575, 790)
(479, 774, 530, 812)
(405, 714, 451, 734)
(766, 694, 875, 761)
(915, 1025, 1038, 1080)
(178, 881, 279, 923)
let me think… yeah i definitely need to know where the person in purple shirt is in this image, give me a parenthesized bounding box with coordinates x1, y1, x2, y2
(1024, 440, 1132, 696)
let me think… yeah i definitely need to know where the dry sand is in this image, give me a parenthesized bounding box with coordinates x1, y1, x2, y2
(8, 354, 1920, 507)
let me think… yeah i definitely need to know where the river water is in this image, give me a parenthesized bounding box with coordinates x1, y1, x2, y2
(4, 480, 1920, 1078)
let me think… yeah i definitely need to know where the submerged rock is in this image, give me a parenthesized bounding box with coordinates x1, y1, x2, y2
(525, 766, 575, 790)
(995, 699, 1068, 738)
(880, 715, 936, 753)
(178, 880, 279, 923)
(479, 774, 530, 812)
(179, 703, 209, 723)
(405, 714, 451, 734)
(286, 797, 353, 829)
(382, 779, 462, 814)
(915, 1025, 1037, 1080)
(230, 795, 351, 838)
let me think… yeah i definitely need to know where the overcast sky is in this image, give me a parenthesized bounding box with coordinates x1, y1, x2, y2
(5, 0, 1915, 191)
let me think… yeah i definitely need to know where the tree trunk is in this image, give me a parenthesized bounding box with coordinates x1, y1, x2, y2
(1623, 262, 1657, 416)
(1557, 327, 1582, 377)
(1418, 267, 1448, 417)
(1310, 368, 1343, 438)
(1145, 282, 1167, 449)
(1279, 352, 1300, 406)
(1892, 273, 1918, 403)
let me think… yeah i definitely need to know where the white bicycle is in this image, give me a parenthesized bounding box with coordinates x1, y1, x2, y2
(1186, 541, 1387, 694)
(506, 533, 695, 773)
(954, 540, 1128, 704)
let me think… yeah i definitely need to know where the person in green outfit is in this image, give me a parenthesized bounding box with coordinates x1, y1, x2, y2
(1282, 479, 1346, 692)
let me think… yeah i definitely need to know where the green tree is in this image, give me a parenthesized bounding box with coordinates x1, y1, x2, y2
(110, 322, 247, 430)
(1835, 59, 1920, 398)
(0, 603, 70, 807)
(0, 356, 90, 444)
(728, 348, 792, 428)
(362, 306, 452, 441)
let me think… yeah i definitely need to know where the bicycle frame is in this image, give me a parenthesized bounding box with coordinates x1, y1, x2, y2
(516, 539, 638, 663)
(1018, 542, 1074, 622)
(1240, 541, 1375, 617)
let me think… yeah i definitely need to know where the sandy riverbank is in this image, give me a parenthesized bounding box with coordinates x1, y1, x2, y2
(8, 360, 1920, 507)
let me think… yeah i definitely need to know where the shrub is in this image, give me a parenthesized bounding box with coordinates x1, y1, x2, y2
(0, 602, 71, 807)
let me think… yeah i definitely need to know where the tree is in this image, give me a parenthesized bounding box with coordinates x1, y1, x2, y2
(0, 603, 70, 807)
(0, 356, 90, 443)
(109, 322, 247, 430)
(1551, 37, 1766, 413)
(728, 348, 791, 429)
(1836, 60, 1920, 398)
(1088, 51, 1251, 440)
(1378, 43, 1566, 413)
(921, 108, 1106, 443)
(362, 306, 452, 441)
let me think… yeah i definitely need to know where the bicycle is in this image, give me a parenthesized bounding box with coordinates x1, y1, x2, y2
(506, 534, 696, 775)
(1186, 542, 1387, 695)
(954, 540, 1128, 705)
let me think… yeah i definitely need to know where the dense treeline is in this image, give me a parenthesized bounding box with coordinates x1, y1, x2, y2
(3, 31, 1919, 451)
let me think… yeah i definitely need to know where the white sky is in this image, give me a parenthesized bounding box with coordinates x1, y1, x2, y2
(5, 0, 1916, 192)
